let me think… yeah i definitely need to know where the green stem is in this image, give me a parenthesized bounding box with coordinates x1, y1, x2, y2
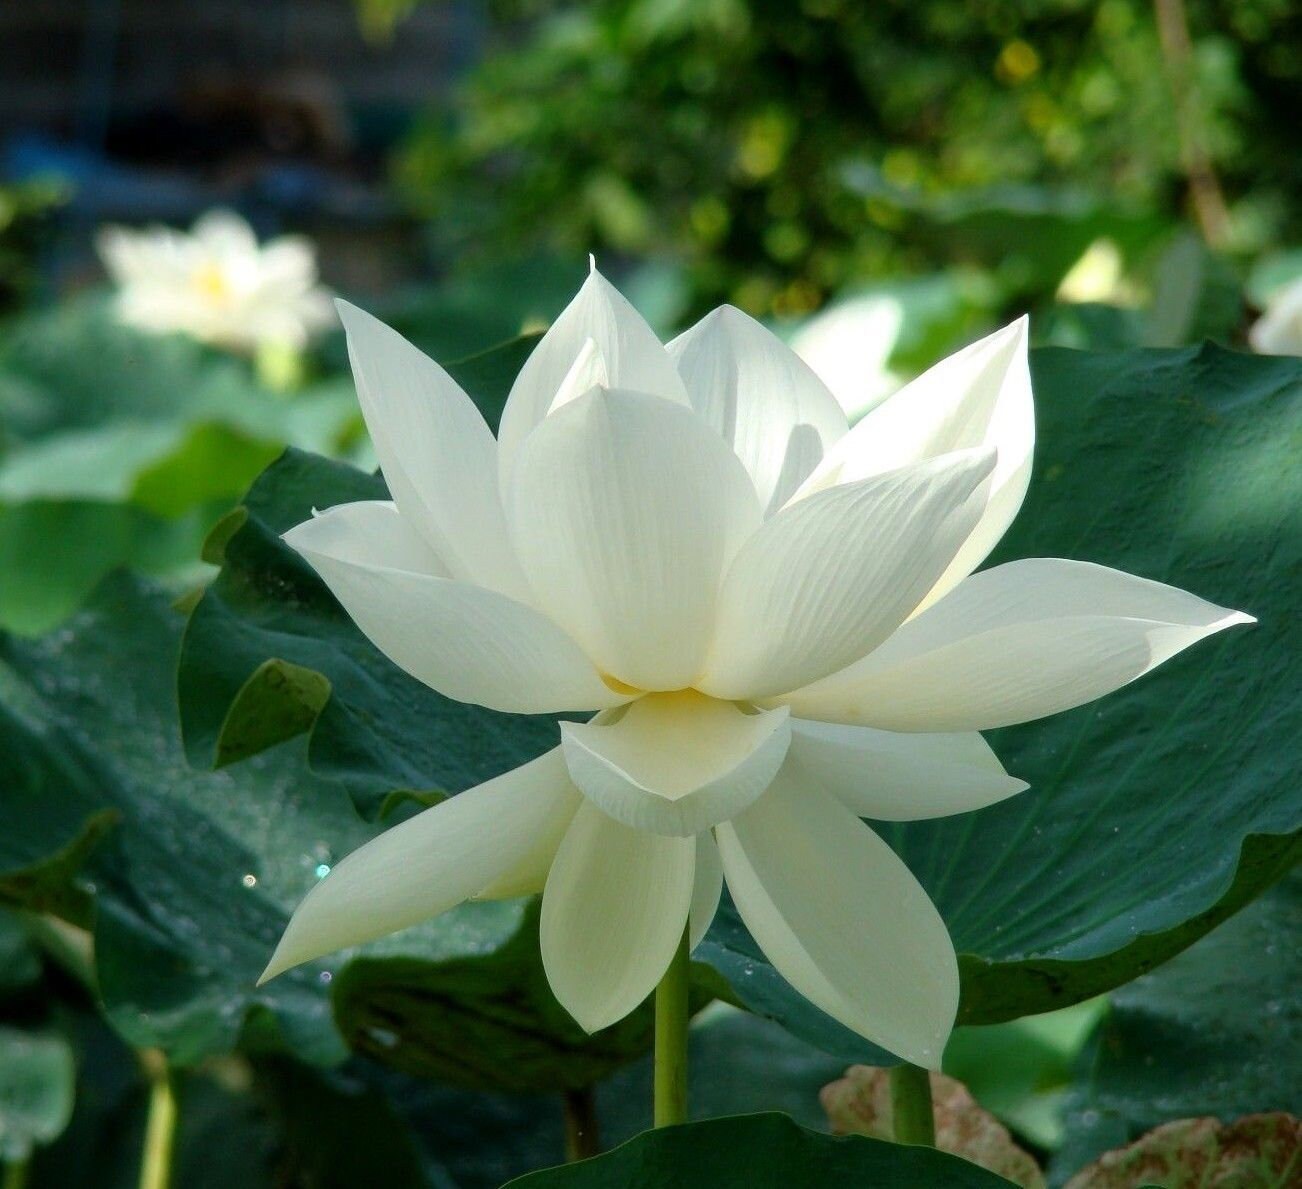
(3, 1159, 29, 1189)
(653, 925, 691, 1128)
(562, 1085, 601, 1161)
(890, 1063, 936, 1146)
(138, 1051, 178, 1189)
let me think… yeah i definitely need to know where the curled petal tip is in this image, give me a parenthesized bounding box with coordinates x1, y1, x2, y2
(255, 957, 283, 988)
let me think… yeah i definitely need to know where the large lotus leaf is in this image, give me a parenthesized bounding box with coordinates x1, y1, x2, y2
(500, 1113, 1016, 1188)
(0, 575, 659, 1087)
(1050, 873, 1300, 1184)
(173, 342, 1300, 1061)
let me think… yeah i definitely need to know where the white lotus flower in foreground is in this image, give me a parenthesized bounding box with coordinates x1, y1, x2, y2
(1249, 273, 1302, 356)
(260, 266, 1252, 1066)
(97, 209, 333, 352)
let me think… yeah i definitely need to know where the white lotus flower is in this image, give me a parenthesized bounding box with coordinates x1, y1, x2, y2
(790, 293, 904, 420)
(1249, 274, 1302, 356)
(97, 209, 333, 352)
(259, 265, 1252, 1067)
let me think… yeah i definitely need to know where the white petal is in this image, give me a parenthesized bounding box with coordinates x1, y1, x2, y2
(561, 692, 791, 836)
(783, 559, 1255, 731)
(547, 336, 610, 415)
(261, 750, 577, 982)
(794, 318, 1033, 608)
(258, 237, 319, 288)
(497, 268, 689, 486)
(540, 802, 695, 1032)
(1249, 281, 1302, 356)
(509, 388, 762, 691)
(690, 831, 724, 949)
(668, 306, 848, 513)
(285, 504, 629, 714)
(716, 769, 958, 1067)
(193, 209, 259, 257)
(789, 294, 905, 421)
(476, 783, 582, 900)
(697, 448, 996, 700)
(787, 719, 1028, 820)
(287, 499, 448, 574)
(337, 300, 530, 600)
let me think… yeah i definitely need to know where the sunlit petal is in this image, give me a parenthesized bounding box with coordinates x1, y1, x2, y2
(337, 300, 531, 600)
(285, 503, 629, 714)
(497, 266, 689, 485)
(794, 318, 1032, 608)
(561, 691, 791, 836)
(541, 802, 695, 1032)
(787, 719, 1028, 820)
(509, 387, 761, 691)
(697, 447, 996, 700)
(716, 768, 958, 1067)
(783, 558, 1254, 731)
(689, 831, 724, 949)
(261, 750, 577, 982)
(668, 305, 848, 513)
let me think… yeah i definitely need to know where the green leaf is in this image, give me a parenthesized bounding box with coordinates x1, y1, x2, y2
(250, 1059, 433, 1188)
(840, 175, 1165, 298)
(500, 1113, 1017, 1187)
(0, 297, 359, 633)
(0, 498, 213, 636)
(1052, 874, 1300, 1181)
(0, 1027, 74, 1162)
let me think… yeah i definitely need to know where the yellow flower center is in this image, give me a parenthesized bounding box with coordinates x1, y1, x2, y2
(193, 262, 232, 303)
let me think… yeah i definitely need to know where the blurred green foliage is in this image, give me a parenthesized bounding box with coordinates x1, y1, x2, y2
(0, 182, 66, 314)
(390, 0, 1300, 316)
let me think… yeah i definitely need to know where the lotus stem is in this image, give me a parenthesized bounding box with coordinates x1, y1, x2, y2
(562, 1084, 601, 1160)
(890, 1063, 936, 1146)
(653, 924, 691, 1127)
(3, 1160, 29, 1189)
(138, 1050, 178, 1189)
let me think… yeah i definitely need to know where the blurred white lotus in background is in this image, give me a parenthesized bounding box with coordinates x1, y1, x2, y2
(1249, 273, 1302, 356)
(259, 265, 1251, 1067)
(790, 293, 904, 420)
(1055, 238, 1139, 306)
(97, 209, 333, 353)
